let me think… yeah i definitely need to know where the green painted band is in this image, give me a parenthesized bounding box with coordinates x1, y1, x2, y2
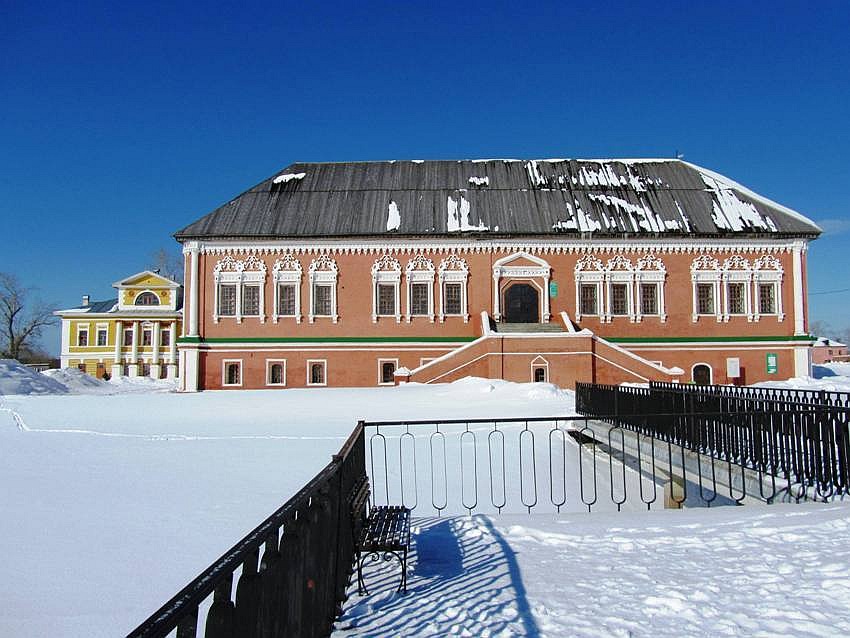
(177, 335, 477, 344)
(607, 335, 814, 344)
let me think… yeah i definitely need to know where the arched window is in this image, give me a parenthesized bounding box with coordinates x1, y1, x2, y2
(308, 360, 327, 386)
(135, 291, 160, 306)
(692, 363, 712, 385)
(267, 361, 286, 386)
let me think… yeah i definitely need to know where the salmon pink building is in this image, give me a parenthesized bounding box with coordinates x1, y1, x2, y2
(174, 159, 820, 391)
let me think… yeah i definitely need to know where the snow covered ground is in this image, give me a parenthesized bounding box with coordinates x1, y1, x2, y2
(2, 359, 850, 636)
(335, 503, 850, 637)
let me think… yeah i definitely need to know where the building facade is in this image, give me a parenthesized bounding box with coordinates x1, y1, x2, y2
(174, 159, 820, 391)
(56, 271, 183, 379)
(811, 337, 848, 364)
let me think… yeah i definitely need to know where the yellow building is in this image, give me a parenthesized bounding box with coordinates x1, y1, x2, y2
(55, 271, 183, 380)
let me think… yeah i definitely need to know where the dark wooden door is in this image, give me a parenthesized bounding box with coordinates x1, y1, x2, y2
(692, 364, 711, 385)
(505, 284, 539, 323)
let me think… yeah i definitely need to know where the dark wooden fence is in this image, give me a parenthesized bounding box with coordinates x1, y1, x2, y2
(126, 424, 365, 638)
(576, 382, 850, 500)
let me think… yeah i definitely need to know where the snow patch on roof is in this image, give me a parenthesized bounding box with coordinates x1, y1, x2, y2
(588, 193, 663, 233)
(386, 200, 401, 232)
(700, 173, 777, 232)
(272, 172, 306, 184)
(468, 176, 489, 187)
(447, 195, 489, 232)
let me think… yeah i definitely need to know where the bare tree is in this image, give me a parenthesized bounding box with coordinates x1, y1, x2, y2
(0, 272, 57, 361)
(149, 247, 184, 283)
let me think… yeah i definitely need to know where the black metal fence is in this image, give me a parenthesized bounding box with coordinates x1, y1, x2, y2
(576, 382, 850, 501)
(649, 380, 850, 408)
(126, 424, 365, 638)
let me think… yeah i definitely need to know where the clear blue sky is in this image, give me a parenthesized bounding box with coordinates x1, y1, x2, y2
(2, 0, 849, 354)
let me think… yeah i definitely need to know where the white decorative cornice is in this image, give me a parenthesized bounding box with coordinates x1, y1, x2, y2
(753, 255, 783, 273)
(723, 255, 751, 271)
(195, 237, 805, 257)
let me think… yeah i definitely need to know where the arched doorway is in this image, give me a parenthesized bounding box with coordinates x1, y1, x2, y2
(692, 363, 712, 385)
(505, 283, 539, 323)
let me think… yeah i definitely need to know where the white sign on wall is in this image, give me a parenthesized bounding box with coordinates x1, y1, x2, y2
(726, 357, 741, 379)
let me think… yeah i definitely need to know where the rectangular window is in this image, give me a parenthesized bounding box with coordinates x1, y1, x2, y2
(242, 284, 260, 316)
(759, 283, 776, 314)
(223, 361, 241, 386)
(161, 329, 170, 347)
(377, 284, 396, 316)
(313, 284, 332, 316)
(142, 329, 152, 346)
(580, 284, 597, 315)
(411, 283, 429, 315)
(697, 283, 714, 314)
(96, 327, 108, 347)
(218, 284, 237, 316)
(77, 328, 89, 347)
(610, 284, 628, 316)
(728, 283, 745, 315)
(278, 284, 296, 316)
(640, 284, 657, 315)
(379, 359, 397, 385)
(267, 360, 286, 386)
(308, 360, 326, 386)
(124, 328, 133, 346)
(444, 282, 462, 315)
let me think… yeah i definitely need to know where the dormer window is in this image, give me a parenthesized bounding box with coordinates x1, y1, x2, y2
(135, 292, 160, 306)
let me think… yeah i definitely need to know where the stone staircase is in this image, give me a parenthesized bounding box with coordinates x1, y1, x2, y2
(494, 322, 566, 334)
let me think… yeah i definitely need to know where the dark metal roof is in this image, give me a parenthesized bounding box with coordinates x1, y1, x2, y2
(64, 298, 118, 313)
(175, 159, 821, 241)
(57, 296, 184, 314)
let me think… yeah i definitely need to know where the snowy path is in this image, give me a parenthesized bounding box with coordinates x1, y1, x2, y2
(335, 503, 850, 638)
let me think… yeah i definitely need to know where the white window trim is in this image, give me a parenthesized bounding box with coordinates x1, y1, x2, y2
(405, 255, 435, 322)
(222, 359, 243, 387)
(308, 256, 338, 323)
(691, 255, 722, 323)
(691, 362, 713, 385)
(634, 255, 667, 322)
(574, 255, 605, 321)
(722, 256, 753, 322)
(272, 255, 302, 323)
(753, 255, 785, 321)
(604, 256, 635, 322)
(266, 359, 287, 387)
(76, 324, 90, 347)
(378, 358, 399, 386)
(95, 323, 108, 347)
(123, 327, 134, 348)
(531, 356, 549, 383)
(307, 359, 327, 386)
(438, 255, 470, 323)
(213, 256, 267, 324)
(372, 255, 402, 323)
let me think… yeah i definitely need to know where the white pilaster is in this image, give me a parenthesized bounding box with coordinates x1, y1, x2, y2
(129, 321, 139, 377)
(188, 242, 200, 336)
(792, 243, 805, 335)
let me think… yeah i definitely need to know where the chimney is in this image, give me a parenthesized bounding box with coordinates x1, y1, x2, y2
(82, 295, 90, 307)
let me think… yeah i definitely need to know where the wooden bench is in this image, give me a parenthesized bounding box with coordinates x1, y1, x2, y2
(349, 475, 411, 594)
